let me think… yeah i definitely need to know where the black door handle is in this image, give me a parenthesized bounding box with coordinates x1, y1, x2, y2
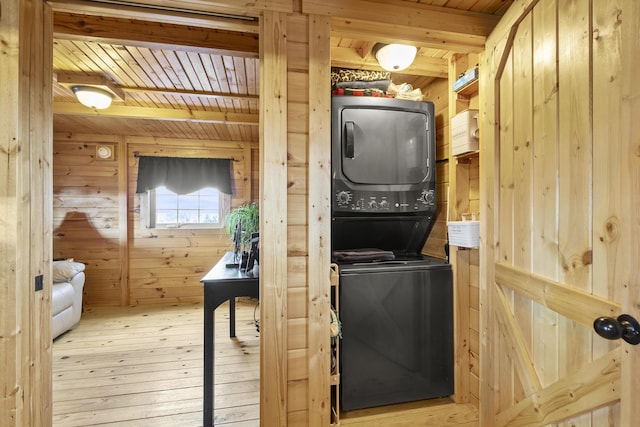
(344, 121, 355, 158)
(593, 314, 640, 345)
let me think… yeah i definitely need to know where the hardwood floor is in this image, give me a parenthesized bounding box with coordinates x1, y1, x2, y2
(53, 299, 260, 427)
(54, 300, 479, 427)
(339, 398, 479, 426)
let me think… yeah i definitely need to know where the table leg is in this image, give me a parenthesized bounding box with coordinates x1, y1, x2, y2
(203, 301, 214, 426)
(229, 297, 236, 337)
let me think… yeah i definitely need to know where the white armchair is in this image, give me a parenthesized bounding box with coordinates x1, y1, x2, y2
(52, 260, 85, 339)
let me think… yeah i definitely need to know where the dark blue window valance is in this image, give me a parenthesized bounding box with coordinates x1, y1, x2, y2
(135, 156, 233, 195)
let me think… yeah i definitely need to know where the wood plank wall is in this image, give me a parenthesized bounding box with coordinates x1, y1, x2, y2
(127, 138, 255, 305)
(51, 28, 465, 426)
(259, 10, 290, 425)
(259, 11, 332, 425)
(306, 13, 332, 427)
(49, 26, 471, 427)
(53, 134, 123, 304)
(4, 0, 498, 425)
(286, 13, 314, 423)
(52, 133, 258, 306)
(1, 1, 53, 425)
(421, 77, 452, 260)
(448, 53, 481, 408)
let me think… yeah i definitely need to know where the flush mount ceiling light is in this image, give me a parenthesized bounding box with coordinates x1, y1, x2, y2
(373, 43, 418, 72)
(71, 85, 115, 109)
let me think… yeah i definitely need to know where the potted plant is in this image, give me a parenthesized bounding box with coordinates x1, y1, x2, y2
(224, 201, 259, 266)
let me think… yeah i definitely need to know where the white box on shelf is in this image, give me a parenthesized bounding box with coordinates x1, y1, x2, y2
(451, 109, 479, 156)
(447, 216, 480, 248)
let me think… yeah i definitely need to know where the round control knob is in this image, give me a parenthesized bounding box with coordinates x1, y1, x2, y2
(368, 200, 378, 210)
(421, 190, 435, 204)
(336, 191, 351, 204)
(379, 200, 389, 209)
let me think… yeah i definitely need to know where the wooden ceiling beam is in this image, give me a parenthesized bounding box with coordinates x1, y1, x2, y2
(331, 19, 486, 54)
(331, 46, 448, 78)
(49, 0, 260, 33)
(53, 12, 259, 57)
(302, 0, 500, 37)
(107, 0, 294, 16)
(53, 102, 258, 125)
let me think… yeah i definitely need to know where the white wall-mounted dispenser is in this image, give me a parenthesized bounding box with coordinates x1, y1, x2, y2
(451, 109, 479, 156)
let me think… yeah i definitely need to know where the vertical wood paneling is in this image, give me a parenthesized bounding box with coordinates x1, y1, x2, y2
(556, 5, 593, 426)
(1, 0, 53, 424)
(422, 78, 450, 260)
(260, 10, 289, 426)
(117, 136, 129, 305)
(498, 48, 515, 413)
(307, 13, 332, 427)
(454, 244, 471, 404)
(618, 1, 640, 424)
(511, 13, 534, 403)
(0, 16, 19, 416)
(19, 6, 36, 425)
(127, 142, 241, 304)
(31, 3, 54, 425)
(2, 1, 542, 426)
(243, 143, 253, 201)
(281, 13, 318, 426)
(531, 0, 560, 393)
(592, 0, 637, 425)
(479, 38, 502, 427)
(53, 135, 123, 306)
(2, 1, 23, 421)
(483, 0, 640, 425)
(53, 134, 253, 306)
(498, 50, 515, 271)
(485, 10, 519, 421)
(252, 145, 260, 201)
(591, 0, 622, 351)
(590, 2, 623, 425)
(448, 52, 483, 406)
(481, 0, 514, 421)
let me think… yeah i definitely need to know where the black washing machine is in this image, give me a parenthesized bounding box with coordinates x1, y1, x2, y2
(330, 95, 453, 410)
(332, 214, 453, 411)
(335, 245, 453, 410)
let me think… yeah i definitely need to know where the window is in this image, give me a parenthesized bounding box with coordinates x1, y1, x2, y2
(146, 186, 229, 229)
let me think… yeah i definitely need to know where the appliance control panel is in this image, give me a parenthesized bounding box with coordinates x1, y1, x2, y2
(333, 184, 436, 213)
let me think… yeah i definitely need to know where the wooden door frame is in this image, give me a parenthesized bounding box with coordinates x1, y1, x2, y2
(1, 0, 54, 425)
(258, 10, 289, 426)
(41, 2, 293, 425)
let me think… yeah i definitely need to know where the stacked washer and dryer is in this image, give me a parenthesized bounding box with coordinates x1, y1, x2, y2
(331, 96, 454, 411)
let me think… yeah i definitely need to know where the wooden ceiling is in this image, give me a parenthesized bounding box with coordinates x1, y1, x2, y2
(52, 0, 513, 142)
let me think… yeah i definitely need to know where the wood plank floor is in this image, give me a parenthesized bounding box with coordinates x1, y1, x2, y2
(339, 398, 479, 426)
(54, 300, 479, 427)
(53, 299, 260, 427)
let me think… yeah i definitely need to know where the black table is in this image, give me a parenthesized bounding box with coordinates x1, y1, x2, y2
(201, 252, 259, 427)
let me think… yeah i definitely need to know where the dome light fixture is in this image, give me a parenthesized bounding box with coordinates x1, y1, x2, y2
(71, 85, 114, 109)
(373, 43, 418, 72)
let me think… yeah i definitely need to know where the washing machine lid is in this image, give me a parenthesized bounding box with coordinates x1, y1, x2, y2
(337, 254, 451, 273)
